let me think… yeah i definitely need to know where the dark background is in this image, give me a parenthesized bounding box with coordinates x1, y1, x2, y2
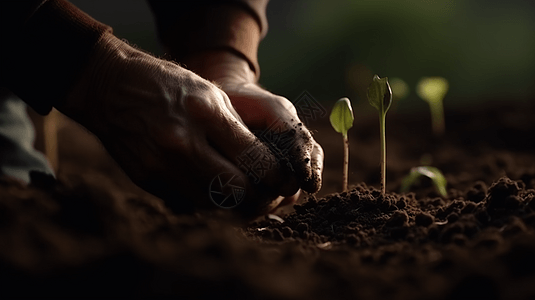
(70, 0, 535, 116)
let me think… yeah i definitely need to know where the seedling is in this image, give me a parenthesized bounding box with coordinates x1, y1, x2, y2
(329, 97, 354, 192)
(367, 75, 392, 196)
(400, 166, 447, 197)
(416, 77, 449, 136)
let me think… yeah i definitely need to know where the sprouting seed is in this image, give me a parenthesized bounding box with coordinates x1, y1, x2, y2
(416, 77, 449, 136)
(367, 75, 392, 196)
(400, 166, 447, 197)
(329, 97, 354, 192)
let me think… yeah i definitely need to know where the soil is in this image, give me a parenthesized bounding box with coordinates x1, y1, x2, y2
(1, 99, 535, 299)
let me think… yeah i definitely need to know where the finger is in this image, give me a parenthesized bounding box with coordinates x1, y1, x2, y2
(277, 189, 301, 208)
(278, 121, 316, 192)
(222, 84, 319, 193)
(103, 112, 276, 217)
(238, 100, 317, 194)
(301, 140, 324, 193)
(266, 196, 286, 214)
(270, 121, 323, 194)
(204, 93, 301, 197)
(131, 134, 278, 218)
(266, 189, 301, 215)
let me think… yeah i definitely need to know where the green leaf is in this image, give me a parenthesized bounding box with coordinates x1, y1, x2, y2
(416, 77, 449, 105)
(329, 97, 354, 136)
(367, 75, 392, 114)
(400, 166, 447, 197)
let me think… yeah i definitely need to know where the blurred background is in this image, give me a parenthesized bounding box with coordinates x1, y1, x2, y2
(70, 0, 535, 115)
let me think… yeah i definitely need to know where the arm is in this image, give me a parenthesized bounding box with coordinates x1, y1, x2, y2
(0, 0, 110, 115)
(147, 0, 268, 76)
(148, 0, 324, 196)
(0, 0, 300, 217)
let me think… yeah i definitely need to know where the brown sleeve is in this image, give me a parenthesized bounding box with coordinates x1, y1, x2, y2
(147, 0, 269, 76)
(0, 0, 111, 115)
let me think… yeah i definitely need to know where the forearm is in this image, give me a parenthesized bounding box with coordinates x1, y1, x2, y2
(147, 0, 269, 78)
(0, 0, 111, 115)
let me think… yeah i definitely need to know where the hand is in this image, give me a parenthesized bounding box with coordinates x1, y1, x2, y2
(57, 34, 303, 217)
(181, 51, 324, 209)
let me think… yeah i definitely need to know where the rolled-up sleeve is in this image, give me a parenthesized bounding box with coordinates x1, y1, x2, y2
(0, 0, 111, 115)
(147, 0, 269, 76)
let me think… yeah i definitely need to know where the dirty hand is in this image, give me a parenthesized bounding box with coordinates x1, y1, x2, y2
(56, 34, 303, 216)
(182, 51, 324, 208)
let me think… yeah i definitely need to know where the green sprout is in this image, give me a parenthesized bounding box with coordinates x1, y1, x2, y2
(329, 97, 354, 192)
(400, 166, 447, 197)
(416, 77, 449, 136)
(367, 75, 392, 196)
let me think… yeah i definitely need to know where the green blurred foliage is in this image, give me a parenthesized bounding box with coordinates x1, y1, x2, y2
(260, 0, 535, 113)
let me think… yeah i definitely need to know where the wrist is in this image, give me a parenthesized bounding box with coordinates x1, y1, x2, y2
(58, 33, 135, 128)
(182, 50, 257, 85)
(158, 4, 261, 80)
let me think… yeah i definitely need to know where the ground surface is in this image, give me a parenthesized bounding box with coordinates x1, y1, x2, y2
(1, 99, 535, 299)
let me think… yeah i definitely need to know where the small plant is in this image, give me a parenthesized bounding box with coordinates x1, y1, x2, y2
(416, 77, 449, 136)
(400, 166, 447, 197)
(367, 75, 392, 196)
(329, 97, 354, 192)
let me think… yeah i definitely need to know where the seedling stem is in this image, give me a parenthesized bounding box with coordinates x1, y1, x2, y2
(329, 97, 354, 192)
(367, 75, 392, 196)
(379, 112, 387, 196)
(343, 134, 349, 192)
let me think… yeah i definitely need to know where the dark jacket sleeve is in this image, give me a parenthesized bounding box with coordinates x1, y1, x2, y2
(0, 0, 111, 115)
(147, 0, 269, 76)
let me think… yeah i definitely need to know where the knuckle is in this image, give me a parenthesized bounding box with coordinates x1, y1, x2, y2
(182, 84, 225, 122)
(314, 142, 325, 160)
(273, 96, 298, 115)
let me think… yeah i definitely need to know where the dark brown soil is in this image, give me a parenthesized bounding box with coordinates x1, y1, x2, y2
(1, 100, 535, 299)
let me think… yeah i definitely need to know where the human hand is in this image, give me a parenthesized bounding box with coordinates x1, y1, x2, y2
(181, 51, 324, 208)
(57, 34, 304, 217)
